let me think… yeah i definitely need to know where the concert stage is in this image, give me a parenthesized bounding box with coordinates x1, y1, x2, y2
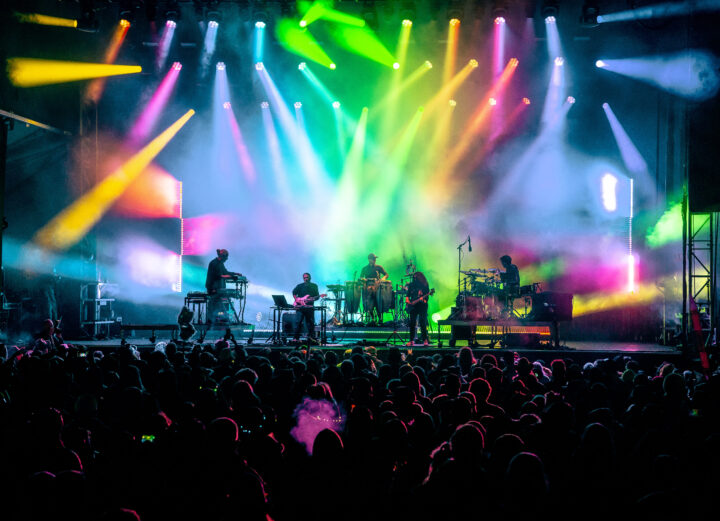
(77, 323, 683, 366)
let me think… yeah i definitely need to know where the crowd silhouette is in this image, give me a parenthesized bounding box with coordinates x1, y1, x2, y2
(0, 337, 718, 520)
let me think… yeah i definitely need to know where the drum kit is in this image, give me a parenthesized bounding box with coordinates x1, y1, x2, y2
(324, 277, 404, 326)
(456, 268, 540, 320)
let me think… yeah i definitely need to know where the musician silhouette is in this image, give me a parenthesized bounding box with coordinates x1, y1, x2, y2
(292, 273, 320, 343)
(205, 249, 240, 323)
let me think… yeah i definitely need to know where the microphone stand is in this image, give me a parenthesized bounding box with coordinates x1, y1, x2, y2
(457, 237, 470, 293)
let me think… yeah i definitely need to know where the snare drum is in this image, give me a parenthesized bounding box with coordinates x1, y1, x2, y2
(345, 281, 362, 314)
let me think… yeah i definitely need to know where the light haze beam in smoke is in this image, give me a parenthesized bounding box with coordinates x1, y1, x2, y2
(596, 51, 720, 101)
(34, 110, 195, 251)
(598, 0, 720, 24)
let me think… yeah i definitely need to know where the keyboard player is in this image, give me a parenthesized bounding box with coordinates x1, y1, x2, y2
(205, 249, 242, 323)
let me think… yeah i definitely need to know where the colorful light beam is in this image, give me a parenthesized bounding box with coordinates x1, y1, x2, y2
(596, 51, 720, 101)
(444, 18, 460, 84)
(226, 104, 258, 184)
(254, 19, 265, 63)
(128, 62, 182, 146)
(200, 20, 219, 76)
(85, 19, 132, 103)
(14, 12, 77, 28)
(299, 1, 367, 27)
(8, 58, 141, 87)
(276, 19, 335, 68)
(602, 102, 649, 175)
(157, 20, 177, 71)
(597, 0, 720, 24)
(34, 109, 195, 251)
(329, 25, 395, 67)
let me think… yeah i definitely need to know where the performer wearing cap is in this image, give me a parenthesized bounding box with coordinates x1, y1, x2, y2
(360, 253, 388, 325)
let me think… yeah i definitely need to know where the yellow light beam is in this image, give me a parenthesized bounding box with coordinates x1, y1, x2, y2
(420, 59, 478, 119)
(443, 19, 460, 84)
(8, 58, 141, 87)
(34, 110, 195, 251)
(380, 20, 413, 142)
(371, 60, 433, 115)
(573, 283, 661, 317)
(427, 58, 519, 199)
(14, 12, 77, 28)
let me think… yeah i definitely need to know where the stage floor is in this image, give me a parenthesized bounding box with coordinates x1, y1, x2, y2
(72, 324, 682, 364)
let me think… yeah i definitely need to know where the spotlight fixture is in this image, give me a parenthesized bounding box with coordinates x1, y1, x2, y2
(332, 101, 341, 109)
(492, 1, 508, 23)
(447, 1, 463, 22)
(399, 0, 416, 23)
(489, 97, 497, 106)
(554, 56, 564, 66)
(567, 96, 576, 104)
(329, 63, 336, 70)
(208, 20, 218, 28)
(165, 0, 181, 22)
(595, 59, 606, 68)
(361, 0, 378, 28)
(216, 61, 225, 70)
(118, 0, 136, 24)
(522, 97, 531, 105)
(469, 59, 479, 68)
(172, 61, 182, 71)
(580, 1, 599, 28)
(206, 0, 221, 23)
(261, 101, 269, 109)
(255, 21, 266, 29)
(253, 3, 269, 27)
(402, 19, 413, 27)
(255, 62, 264, 70)
(393, 62, 400, 70)
(298, 62, 306, 71)
(542, 0, 559, 21)
(294, 102, 302, 108)
(449, 99, 457, 107)
(223, 101, 231, 109)
(424, 60, 433, 69)
(77, 0, 99, 32)
(145, 0, 158, 22)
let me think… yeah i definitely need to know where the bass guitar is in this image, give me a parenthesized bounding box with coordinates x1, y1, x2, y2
(406, 288, 435, 307)
(293, 293, 327, 307)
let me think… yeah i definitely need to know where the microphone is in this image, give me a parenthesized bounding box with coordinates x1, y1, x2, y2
(468, 235, 472, 252)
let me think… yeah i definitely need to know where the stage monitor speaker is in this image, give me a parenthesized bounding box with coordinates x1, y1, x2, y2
(527, 292, 573, 322)
(282, 312, 299, 334)
(688, 94, 720, 212)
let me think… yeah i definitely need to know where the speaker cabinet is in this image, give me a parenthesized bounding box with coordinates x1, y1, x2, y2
(527, 292, 573, 322)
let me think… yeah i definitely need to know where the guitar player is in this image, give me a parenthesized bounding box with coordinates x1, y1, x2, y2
(292, 272, 323, 343)
(405, 271, 432, 346)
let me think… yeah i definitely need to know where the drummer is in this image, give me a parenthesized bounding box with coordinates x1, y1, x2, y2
(360, 253, 388, 324)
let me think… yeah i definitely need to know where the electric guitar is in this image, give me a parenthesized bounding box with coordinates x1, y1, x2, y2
(406, 288, 435, 307)
(293, 293, 327, 307)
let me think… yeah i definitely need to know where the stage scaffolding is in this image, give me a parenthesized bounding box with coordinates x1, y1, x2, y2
(685, 210, 717, 347)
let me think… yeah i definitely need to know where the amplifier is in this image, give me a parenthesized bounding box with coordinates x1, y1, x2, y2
(526, 292, 573, 322)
